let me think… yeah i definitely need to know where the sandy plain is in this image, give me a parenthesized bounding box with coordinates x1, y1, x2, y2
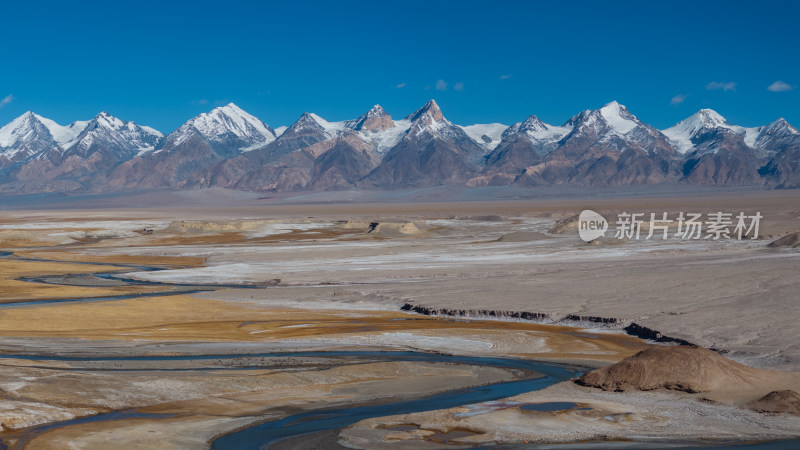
(0, 188, 798, 448)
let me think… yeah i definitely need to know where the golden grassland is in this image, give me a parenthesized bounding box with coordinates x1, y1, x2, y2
(0, 224, 647, 363)
(0, 259, 156, 302)
(0, 252, 207, 302)
(12, 250, 205, 267)
(0, 293, 647, 362)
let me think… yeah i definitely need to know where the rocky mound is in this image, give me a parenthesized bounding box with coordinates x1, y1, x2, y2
(746, 390, 800, 415)
(575, 345, 768, 393)
(496, 231, 551, 242)
(767, 232, 800, 248)
(366, 222, 422, 237)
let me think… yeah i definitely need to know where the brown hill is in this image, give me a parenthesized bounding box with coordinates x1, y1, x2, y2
(575, 345, 773, 394)
(746, 390, 800, 415)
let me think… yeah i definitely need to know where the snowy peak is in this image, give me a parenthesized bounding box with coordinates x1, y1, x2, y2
(0, 112, 89, 161)
(173, 102, 275, 151)
(85, 111, 162, 138)
(662, 109, 762, 154)
(0, 111, 88, 147)
(281, 112, 329, 138)
(405, 99, 445, 123)
(502, 115, 572, 144)
(563, 101, 643, 139)
(762, 117, 798, 136)
(278, 112, 346, 140)
(404, 99, 459, 140)
(349, 105, 394, 131)
(662, 109, 729, 153)
(343, 105, 407, 154)
(754, 117, 800, 152)
(557, 101, 678, 155)
(63, 111, 163, 157)
(594, 101, 639, 134)
(695, 109, 728, 128)
(93, 111, 125, 128)
(668, 109, 727, 137)
(0, 111, 52, 149)
(519, 115, 548, 133)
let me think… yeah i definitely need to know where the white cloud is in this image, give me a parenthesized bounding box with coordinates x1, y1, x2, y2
(706, 81, 736, 92)
(435, 79, 448, 91)
(396, 82, 406, 89)
(670, 94, 687, 106)
(767, 80, 794, 92)
(454, 82, 464, 91)
(499, 74, 512, 80)
(192, 99, 209, 105)
(0, 94, 14, 109)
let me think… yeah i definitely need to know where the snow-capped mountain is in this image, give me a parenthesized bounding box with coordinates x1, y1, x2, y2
(474, 116, 572, 186)
(0, 112, 87, 162)
(363, 100, 487, 187)
(158, 103, 275, 156)
(495, 115, 571, 156)
(661, 109, 760, 154)
(58, 111, 162, 159)
(504, 116, 570, 145)
(403, 99, 454, 138)
(566, 101, 638, 137)
(344, 105, 410, 154)
(189, 107, 388, 192)
(2, 100, 800, 193)
(753, 118, 800, 152)
(508, 102, 681, 188)
(1, 111, 162, 193)
(559, 101, 674, 155)
(264, 105, 406, 159)
(250, 112, 333, 162)
(662, 109, 794, 186)
(108, 104, 275, 190)
(347, 104, 395, 132)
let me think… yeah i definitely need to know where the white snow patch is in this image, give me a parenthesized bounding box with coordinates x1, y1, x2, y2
(38, 116, 89, 145)
(358, 119, 411, 154)
(598, 101, 637, 134)
(460, 123, 509, 151)
(308, 113, 347, 138)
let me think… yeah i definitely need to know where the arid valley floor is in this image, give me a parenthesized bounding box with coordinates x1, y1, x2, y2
(0, 189, 799, 449)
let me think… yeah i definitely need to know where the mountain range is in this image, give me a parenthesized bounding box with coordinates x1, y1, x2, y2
(1, 100, 799, 194)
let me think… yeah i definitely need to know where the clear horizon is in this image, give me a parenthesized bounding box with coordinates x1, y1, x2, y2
(1, 0, 798, 132)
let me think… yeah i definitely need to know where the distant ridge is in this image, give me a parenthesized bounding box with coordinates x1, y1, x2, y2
(2, 101, 799, 193)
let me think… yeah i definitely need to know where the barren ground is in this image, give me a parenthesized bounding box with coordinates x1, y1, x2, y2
(0, 189, 798, 448)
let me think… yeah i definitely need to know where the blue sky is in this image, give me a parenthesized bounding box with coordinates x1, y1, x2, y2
(1, 0, 798, 132)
